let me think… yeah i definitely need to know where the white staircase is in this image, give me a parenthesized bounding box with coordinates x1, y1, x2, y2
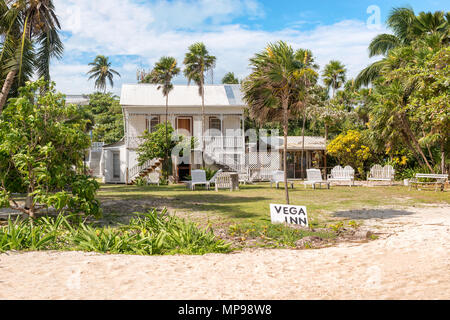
(128, 158, 163, 185)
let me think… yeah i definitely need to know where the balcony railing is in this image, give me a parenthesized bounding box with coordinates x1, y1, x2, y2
(127, 135, 244, 151)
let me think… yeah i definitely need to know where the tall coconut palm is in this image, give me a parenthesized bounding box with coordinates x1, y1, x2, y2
(221, 72, 239, 84)
(242, 41, 315, 204)
(294, 49, 319, 178)
(0, 0, 64, 113)
(322, 60, 346, 172)
(87, 55, 121, 93)
(322, 60, 346, 98)
(356, 7, 450, 87)
(146, 56, 180, 179)
(183, 42, 216, 166)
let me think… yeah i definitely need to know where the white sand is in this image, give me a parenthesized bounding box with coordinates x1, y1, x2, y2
(1, 205, 449, 300)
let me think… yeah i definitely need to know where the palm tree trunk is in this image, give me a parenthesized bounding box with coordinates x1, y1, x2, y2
(0, 70, 17, 114)
(165, 94, 169, 180)
(283, 97, 290, 205)
(441, 139, 446, 174)
(324, 123, 328, 177)
(301, 108, 306, 179)
(399, 113, 434, 172)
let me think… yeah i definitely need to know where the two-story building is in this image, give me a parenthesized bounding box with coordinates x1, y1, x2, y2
(101, 84, 246, 184)
(98, 84, 328, 184)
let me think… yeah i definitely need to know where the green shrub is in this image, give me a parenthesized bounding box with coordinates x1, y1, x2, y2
(0, 209, 231, 255)
(229, 222, 336, 247)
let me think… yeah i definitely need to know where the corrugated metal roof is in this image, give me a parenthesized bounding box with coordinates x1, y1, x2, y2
(66, 95, 90, 106)
(261, 136, 326, 150)
(120, 84, 245, 107)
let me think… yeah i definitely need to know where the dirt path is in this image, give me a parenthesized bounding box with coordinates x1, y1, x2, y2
(1, 205, 449, 300)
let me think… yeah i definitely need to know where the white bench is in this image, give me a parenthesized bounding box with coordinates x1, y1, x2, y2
(270, 170, 294, 189)
(327, 166, 355, 186)
(409, 173, 448, 192)
(367, 165, 395, 184)
(304, 169, 330, 189)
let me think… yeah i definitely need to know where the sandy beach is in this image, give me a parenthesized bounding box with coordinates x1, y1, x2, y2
(1, 205, 449, 300)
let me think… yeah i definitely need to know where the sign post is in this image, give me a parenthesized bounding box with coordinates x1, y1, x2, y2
(270, 204, 308, 227)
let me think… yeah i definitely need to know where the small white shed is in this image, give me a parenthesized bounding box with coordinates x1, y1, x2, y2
(101, 140, 127, 184)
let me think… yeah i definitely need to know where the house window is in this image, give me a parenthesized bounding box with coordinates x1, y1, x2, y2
(209, 117, 222, 135)
(146, 116, 160, 133)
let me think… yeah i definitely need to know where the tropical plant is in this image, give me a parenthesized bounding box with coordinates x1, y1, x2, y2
(87, 55, 121, 93)
(221, 72, 239, 84)
(327, 130, 372, 177)
(322, 60, 347, 98)
(143, 56, 180, 179)
(356, 7, 450, 87)
(137, 123, 196, 179)
(242, 41, 317, 204)
(0, 209, 231, 255)
(0, 79, 101, 218)
(0, 0, 64, 113)
(88, 92, 124, 144)
(183, 42, 216, 166)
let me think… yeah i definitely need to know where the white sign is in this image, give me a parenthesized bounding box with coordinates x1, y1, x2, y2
(270, 204, 308, 227)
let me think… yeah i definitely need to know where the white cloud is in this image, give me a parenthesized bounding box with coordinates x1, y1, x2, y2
(51, 0, 385, 95)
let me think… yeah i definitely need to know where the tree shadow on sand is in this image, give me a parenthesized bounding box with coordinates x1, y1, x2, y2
(331, 208, 415, 220)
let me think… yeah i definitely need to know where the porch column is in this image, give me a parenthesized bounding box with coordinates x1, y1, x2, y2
(220, 114, 224, 150)
(241, 114, 245, 152)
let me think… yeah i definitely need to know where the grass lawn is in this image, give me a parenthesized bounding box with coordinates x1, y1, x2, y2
(98, 183, 449, 224)
(97, 182, 449, 248)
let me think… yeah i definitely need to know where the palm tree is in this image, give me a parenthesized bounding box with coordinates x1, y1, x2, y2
(294, 49, 319, 178)
(242, 41, 315, 204)
(145, 56, 180, 179)
(183, 42, 216, 166)
(356, 7, 450, 87)
(321, 60, 346, 173)
(222, 72, 239, 84)
(322, 60, 346, 98)
(0, 0, 64, 113)
(87, 55, 121, 93)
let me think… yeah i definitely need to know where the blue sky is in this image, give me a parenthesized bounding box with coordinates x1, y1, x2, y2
(51, 0, 449, 95)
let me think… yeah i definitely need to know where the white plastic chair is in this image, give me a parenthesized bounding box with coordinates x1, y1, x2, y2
(270, 170, 294, 189)
(187, 170, 210, 190)
(304, 169, 330, 189)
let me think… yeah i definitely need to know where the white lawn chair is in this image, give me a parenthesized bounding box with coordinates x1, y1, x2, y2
(304, 169, 330, 189)
(146, 171, 160, 186)
(208, 169, 222, 186)
(186, 170, 210, 190)
(327, 165, 355, 186)
(270, 170, 294, 189)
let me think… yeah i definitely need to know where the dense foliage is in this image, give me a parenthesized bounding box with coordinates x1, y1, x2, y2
(88, 92, 124, 144)
(327, 130, 372, 176)
(0, 79, 101, 218)
(137, 123, 196, 178)
(0, 209, 231, 255)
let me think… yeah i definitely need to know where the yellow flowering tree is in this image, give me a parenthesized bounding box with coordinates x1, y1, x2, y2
(327, 130, 372, 176)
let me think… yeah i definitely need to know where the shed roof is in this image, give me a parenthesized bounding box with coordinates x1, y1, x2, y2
(261, 136, 326, 151)
(120, 84, 245, 107)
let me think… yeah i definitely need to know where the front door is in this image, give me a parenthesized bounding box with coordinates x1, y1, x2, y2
(112, 152, 120, 179)
(177, 118, 192, 136)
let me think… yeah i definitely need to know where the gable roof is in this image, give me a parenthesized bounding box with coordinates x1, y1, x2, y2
(120, 84, 245, 107)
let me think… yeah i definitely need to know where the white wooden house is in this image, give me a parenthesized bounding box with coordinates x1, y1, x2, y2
(101, 84, 246, 184)
(98, 84, 326, 184)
